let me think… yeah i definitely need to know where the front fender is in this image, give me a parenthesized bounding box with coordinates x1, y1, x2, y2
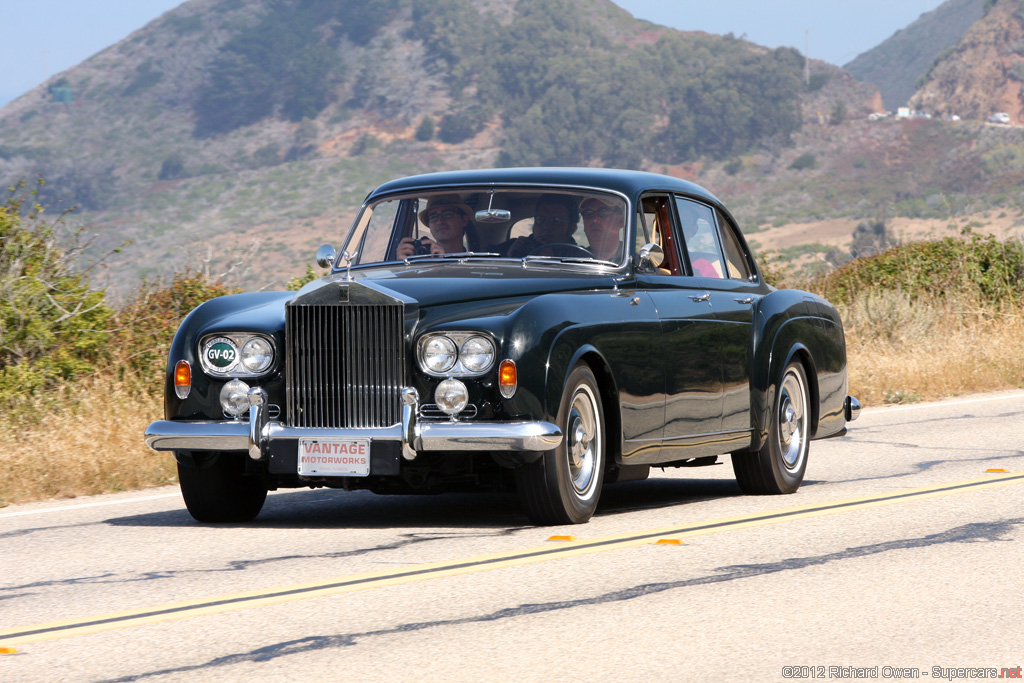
(164, 291, 293, 420)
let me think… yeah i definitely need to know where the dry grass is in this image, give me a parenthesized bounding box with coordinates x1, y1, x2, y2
(0, 376, 175, 507)
(843, 290, 1024, 405)
(2, 290, 1022, 507)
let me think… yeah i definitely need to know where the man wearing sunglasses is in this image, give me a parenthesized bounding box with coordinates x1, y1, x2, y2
(580, 196, 625, 261)
(494, 194, 579, 257)
(397, 194, 474, 258)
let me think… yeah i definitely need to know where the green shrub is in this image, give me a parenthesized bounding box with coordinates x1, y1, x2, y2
(789, 152, 817, 170)
(0, 181, 113, 409)
(111, 271, 239, 379)
(286, 264, 318, 291)
(813, 230, 1024, 308)
(415, 116, 436, 141)
(158, 156, 186, 180)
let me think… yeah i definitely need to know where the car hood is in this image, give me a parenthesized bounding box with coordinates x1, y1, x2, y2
(302, 261, 625, 308)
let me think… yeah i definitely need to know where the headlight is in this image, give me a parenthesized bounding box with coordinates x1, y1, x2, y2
(240, 337, 273, 373)
(460, 336, 495, 373)
(417, 332, 497, 376)
(421, 336, 458, 373)
(199, 333, 276, 377)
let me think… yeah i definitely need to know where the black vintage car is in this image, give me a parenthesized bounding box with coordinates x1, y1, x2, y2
(145, 168, 859, 525)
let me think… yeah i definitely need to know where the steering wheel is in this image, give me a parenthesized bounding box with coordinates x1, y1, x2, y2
(528, 242, 594, 258)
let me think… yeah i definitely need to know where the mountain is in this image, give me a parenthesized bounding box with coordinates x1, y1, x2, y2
(3, 0, 872, 294)
(7, 0, 1023, 295)
(910, 0, 1024, 122)
(845, 0, 986, 111)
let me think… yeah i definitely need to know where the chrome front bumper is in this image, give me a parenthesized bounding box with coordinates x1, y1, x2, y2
(147, 385, 561, 463)
(144, 419, 563, 458)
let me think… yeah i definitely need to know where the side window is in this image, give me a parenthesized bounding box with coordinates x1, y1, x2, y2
(674, 196, 724, 278)
(636, 195, 681, 275)
(715, 210, 754, 281)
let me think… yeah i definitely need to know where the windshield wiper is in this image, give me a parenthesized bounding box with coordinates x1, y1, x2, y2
(404, 252, 501, 264)
(522, 255, 618, 267)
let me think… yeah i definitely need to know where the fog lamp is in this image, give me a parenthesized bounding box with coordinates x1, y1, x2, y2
(174, 360, 192, 399)
(435, 378, 468, 415)
(220, 379, 251, 417)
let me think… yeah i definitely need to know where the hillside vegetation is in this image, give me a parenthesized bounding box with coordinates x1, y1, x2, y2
(1, 0, 873, 294)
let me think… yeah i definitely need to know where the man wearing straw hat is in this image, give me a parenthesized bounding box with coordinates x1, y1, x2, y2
(396, 194, 474, 258)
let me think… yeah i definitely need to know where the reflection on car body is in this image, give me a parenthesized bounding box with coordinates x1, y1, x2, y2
(145, 168, 859, 525)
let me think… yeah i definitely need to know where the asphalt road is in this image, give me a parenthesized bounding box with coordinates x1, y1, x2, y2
(2, 391, 1023, 682)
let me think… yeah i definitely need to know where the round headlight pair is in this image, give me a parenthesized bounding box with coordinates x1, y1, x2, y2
(418, 333, 495, 375)
(199, 334, 275, 377)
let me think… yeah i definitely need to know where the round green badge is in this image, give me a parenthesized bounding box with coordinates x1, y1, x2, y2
(204, 338, 237, 370)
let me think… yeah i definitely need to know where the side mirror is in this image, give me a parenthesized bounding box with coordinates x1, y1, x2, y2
(316, 244, 337, 268)
(637, 242, 665, 269)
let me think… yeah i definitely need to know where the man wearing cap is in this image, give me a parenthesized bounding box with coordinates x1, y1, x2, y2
(580, 196, 625, 261)
(397, 194, 474, 258)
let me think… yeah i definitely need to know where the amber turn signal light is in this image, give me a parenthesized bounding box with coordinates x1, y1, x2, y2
(498, 359, 517, 398)
(174, 360, 192, 399)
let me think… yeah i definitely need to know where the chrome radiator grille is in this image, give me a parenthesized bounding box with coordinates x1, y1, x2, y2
(286, 303, 405, 428)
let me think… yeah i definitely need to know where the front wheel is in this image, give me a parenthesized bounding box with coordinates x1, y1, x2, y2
(177, 451, 268, 522)
(516, 364, 605, 525)
(732, 361, 810, 495)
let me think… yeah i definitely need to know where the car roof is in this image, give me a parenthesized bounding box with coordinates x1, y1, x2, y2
(367, 167, 723, 206)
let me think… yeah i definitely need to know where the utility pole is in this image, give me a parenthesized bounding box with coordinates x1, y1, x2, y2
(804, 29, 810, 86)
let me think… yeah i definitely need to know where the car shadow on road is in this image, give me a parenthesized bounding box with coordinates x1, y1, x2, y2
(105, 475, 815, 530)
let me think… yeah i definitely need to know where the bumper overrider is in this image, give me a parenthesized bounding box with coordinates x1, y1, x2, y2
(145, 386, 563, 472)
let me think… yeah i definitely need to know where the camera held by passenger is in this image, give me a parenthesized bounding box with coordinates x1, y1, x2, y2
(413, 237, 434, 256)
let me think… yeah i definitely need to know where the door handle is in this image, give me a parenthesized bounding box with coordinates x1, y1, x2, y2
(733, 297, 755, 304)
(688, 293, 711, 302)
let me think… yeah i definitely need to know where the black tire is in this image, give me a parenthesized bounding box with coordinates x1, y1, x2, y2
(177, 451, 267, 523)
(732, 361, 810, 495)
(516, 364, 605, 525)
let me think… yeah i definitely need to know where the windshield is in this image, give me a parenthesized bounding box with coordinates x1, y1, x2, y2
(342, 189, 628, 267)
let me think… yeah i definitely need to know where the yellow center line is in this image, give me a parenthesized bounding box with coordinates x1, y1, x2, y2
(3, 471, 1023, 647)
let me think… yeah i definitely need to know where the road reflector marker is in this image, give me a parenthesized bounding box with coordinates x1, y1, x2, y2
(547, 535, 576, 542)
(986, 468, 1007, 473)
(656, 539, 683, 545)
(0, 647, 18, 654)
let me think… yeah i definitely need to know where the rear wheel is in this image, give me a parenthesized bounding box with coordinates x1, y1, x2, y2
(732, 361, 810, 494)
(516, 364, 605, 525)
(177, 451, 267, 522)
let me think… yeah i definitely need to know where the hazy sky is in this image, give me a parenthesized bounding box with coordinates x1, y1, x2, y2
(0, 0, 940, 109)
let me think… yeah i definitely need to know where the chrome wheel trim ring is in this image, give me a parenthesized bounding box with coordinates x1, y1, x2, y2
(778, 369, 807, 471)
(566, 384, 600, 499)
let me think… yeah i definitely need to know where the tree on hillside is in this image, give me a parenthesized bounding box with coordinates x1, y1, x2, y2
(192, 0, 406, 137)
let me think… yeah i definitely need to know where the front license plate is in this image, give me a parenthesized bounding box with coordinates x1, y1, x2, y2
(298, 438, 371, 476)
